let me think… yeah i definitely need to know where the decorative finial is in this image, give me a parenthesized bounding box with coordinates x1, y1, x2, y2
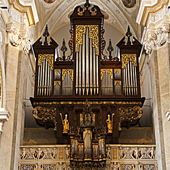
(61, 38, 67, 60)
(41, 25, 50, 45)
(126, 26, 132, 37)
(84, 0, 90, 8)
(43, 25, 49, 38)
(124, 26, 133, 45)
(107, 39, 114, 60)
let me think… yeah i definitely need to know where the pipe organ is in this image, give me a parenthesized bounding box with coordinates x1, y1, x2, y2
(75, 25, 99, 95)
(31, 0, 145, 169)
(37, 54, 54, 96)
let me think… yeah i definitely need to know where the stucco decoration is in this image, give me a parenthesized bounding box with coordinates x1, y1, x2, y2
(68, 4, 109, 19)
(44, 0, 55, 3)
(39, 0, 137, 38)
(122, 0, 136, 8)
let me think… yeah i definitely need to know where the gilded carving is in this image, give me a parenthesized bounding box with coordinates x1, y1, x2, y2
(33, 106, 57, 130)
(106, 114, 114, 133)
(54, 69, 61, 75)
(101, 69, 113, 80)
(75, 25, 99, 55)
(62, 69, 74, 81)
(38, 54, 54, 70)
(112, 148, 118, 159)
(83, 129, 92, 139)
(114, 69, 121, 74)
(54, 81, 61, 87)
(59, 148, 64, 160)
(121, 54, 137, 69)
(60, 113, 69, 133)
(114, 80, 121, 86)
(33, 101, 142, 106)
(119, 106, 143, 124)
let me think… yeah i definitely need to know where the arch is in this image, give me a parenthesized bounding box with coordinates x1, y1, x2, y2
(40, 0, 137, 38)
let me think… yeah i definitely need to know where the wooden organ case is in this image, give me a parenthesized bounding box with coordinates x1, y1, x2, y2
(30, 0, 145, 168)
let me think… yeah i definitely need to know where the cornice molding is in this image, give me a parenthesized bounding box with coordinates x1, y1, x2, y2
(136, 0, 169, 26)
(143, 22, 170, 54)
(0, 108, 10, 132)
(8, 0, 39, 25)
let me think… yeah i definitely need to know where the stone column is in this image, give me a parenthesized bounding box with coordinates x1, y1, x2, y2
(141, 12, 170, 170)
(0, 1, 38, 169)
(137, 1, 170, 169)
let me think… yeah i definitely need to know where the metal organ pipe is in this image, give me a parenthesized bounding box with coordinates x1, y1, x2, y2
(76, 52, 79, 95)
(96, 55, 99, 94)
(75, 27, 99, 96)
(79, 45, 82, 95)
(90, 39, 93, 95)
(38, 66, 40, 95)
(93, 47, 96, 94)
(86, 27, 89, 95)
(82, 34, 85, 95)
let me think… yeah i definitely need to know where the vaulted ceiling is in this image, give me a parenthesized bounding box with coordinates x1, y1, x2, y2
(35, 0, 140, 39)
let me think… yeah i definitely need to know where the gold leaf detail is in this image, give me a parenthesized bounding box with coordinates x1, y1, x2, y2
(75, 25, 99, 55)
(54, 69, 61, 75)
(38, 54, 54, 70)
(62, 69, 74, 81)
(54, 81, 61, 86)
(114, 80, 121, 86)
(101, 69, 113, 80)
(119, 106, 143, 123)
(114, 69, 121, 74)
(122, 54, 137, 69)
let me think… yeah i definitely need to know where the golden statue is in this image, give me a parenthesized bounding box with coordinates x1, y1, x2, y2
(60, 113, 69, 133)
(106, 114, 114, 133)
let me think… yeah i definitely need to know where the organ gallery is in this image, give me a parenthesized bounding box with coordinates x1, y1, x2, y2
(30, 0, 145, 168)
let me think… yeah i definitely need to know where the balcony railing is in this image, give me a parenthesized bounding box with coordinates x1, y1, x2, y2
(19, 145, 157, 170)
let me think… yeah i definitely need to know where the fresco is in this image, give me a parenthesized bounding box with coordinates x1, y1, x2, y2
(122, 0, 136, 8)
(44, 0, 55, 3)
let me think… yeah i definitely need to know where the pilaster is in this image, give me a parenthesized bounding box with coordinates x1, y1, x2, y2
(137, 1, 170, 169)
(0, 1, 38, 169)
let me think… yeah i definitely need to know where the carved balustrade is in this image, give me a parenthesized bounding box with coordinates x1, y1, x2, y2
(19, 145, 157, 170)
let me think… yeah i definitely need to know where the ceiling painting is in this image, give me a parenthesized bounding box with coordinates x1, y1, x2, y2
(122, 0, 136, 8)
(44, 0, 55, 3)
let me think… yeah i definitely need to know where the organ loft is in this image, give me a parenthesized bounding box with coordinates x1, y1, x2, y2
(30, 0, 145, 168)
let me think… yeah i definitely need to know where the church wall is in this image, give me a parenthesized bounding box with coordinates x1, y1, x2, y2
(157, 44, 170, 170)
(140, 53, 153, 127)
(148, 49, 166, 170)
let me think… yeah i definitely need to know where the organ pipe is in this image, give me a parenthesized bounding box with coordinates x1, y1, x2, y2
(75, 27, 99, 96)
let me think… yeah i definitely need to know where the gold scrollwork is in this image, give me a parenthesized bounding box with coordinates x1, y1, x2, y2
(89, 25, 99, 55)
(62, 69, 74, 81)
(54, 81, 61, 86)
(119, 106, 143, 124)
(114, 80, 121, 86)
(101, 69, 113, 81)
(75, 25, 99, 55)
(122, 54, 137, 69)
(33, 101, 142, 106)
(83, 129, 92, 139)
(114, 69, 121, 74)
(38, 54, 54, 70)
(54, 69, 61, 75)
(33, 106, 57, 131)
